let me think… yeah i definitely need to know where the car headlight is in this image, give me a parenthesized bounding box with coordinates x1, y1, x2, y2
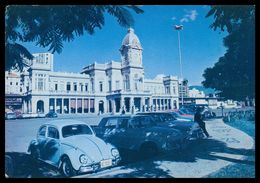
(111, 148, 119, 157)
(79, 154, 89, 164)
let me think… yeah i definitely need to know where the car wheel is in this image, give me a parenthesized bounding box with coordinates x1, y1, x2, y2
(5, 155, 14, 177)
(60, 157, 76, 177)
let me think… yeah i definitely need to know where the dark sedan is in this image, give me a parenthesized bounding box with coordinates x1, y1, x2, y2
(92, 115, 188, 159)
(45, 111, 58, 118)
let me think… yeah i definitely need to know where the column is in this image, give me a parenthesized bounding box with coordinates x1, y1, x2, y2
(88, 98, 90, 113)
(61, 98, 64, 114)
(54, 98, 56, 113)
(23, 100, 27, 113)
(112, 99, 116, 114)
(29, 100, 32, 112)
(68, 98, 71, 114)
(171, 99, 174, 110)
(81, 98, 83, 114)
(141, 97, 145, 112)
(121, 97, 125, 112)
(75, 98, 78, 114)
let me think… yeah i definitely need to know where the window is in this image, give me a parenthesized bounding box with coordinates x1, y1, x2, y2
(108, 80, 112, 92)
(62, 125, 92, 138)
(91, 80, 94, 92)
(116, 81, 120, 90)
(118, 118, 129, 129)
(48, 127, 59, 139)
(38, 78, 44, 91)
(125, 75, 130, 90)
(134, 80, 138, 90)
(80, 83, 83, 92)
(38, 126, 47, 137)
(16, 82, 18, 86)
(85, 83, 88, 92)
(99, 81, 103, 92)
(166, 86, 170, 94)
(105, 119, 118, 128)
(173, 87, 176, 94)
(55, 84, 58, 91)
(67, 82, 71, 91)
(74, 82, 77, 91)
(10, 82, 12, 85)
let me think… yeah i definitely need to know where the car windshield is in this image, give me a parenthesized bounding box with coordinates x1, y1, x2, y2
(62, 124, 92, 138)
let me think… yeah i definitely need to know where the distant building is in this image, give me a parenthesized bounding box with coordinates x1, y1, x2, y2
(5, 28, 181, 114)
(5, 71, 23, 111)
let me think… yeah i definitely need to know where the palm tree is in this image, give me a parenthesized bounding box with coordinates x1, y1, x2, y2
(5, 5, 144, 71)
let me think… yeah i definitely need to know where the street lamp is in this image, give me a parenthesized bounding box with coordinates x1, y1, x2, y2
(174, 25, 184, 106)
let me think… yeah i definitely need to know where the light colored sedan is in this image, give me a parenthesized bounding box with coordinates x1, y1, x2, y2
(28, 120, 121, 177)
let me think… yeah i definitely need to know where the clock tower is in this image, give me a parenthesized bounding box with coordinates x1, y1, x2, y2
(120, 28, 143, 68)
(120, 28, 144, 92)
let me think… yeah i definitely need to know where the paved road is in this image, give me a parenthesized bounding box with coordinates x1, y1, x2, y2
(5, 115, 255, 178)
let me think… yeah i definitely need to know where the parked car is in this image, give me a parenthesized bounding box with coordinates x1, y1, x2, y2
(93, 115, 189, 159)
(137, 112, 204, 140)
(5, 112, 16, 120)
(28, 120, 121, 177)
(14, 110, 23, 119)
(45, 111, 58, 118)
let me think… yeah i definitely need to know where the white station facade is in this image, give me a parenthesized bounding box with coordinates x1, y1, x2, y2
(7, 28, 180, 115)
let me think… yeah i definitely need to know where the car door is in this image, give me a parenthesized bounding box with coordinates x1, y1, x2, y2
(42, 126, 61, 166)
(109, 117, 131, 148)
(36, 125, 48, 159)
(119, 117, 146, 150)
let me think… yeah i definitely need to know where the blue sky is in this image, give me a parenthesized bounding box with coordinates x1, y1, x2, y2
(20, 5, 228, 85)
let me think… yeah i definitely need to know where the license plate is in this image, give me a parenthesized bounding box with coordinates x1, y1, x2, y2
(100, 159, 112, 168)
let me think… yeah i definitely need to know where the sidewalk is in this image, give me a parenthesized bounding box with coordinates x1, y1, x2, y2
(75, 118, 255, 178)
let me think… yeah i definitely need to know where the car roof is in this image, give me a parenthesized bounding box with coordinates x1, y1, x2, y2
(42, 119, 88, 128)
(103, 115, 132, 119)
(137, 112, 170, 115)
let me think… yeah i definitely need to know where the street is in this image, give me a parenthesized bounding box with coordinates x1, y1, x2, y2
(5, 110, 255, 178)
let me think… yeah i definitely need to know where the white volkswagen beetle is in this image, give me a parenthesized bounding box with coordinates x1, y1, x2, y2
(28, 120, 121, 177)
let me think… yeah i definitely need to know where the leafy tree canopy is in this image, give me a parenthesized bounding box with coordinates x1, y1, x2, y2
(5, 5, 144, 71)
(202, 5, 255, 101)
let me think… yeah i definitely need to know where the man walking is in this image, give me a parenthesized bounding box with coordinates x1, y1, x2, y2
(194, 107, 210, 138)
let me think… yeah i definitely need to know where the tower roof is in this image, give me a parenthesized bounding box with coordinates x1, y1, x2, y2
(121, 28, 142, 49)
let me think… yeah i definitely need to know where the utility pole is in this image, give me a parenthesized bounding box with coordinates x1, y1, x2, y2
(174, 25, 184, 107)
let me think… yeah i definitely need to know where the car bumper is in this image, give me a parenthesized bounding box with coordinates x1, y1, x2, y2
(78, 157, 121, 174)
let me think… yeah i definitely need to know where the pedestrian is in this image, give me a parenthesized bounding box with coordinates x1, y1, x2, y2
(194, 107, 211, 138)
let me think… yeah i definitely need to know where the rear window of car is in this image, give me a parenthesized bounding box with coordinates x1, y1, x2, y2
(62, 124, 92, 138)
(48, 126, 59, 139)
(38, 126, 47, 137)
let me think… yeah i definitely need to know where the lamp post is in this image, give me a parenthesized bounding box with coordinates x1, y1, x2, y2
(174, 25, 184, 106)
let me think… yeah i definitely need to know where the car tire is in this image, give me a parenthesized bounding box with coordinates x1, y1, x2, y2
(60, 157, 76, 177)
(5, 155, 14, 177)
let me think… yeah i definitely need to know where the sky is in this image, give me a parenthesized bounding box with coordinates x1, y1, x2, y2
(19, 5, 228, 86)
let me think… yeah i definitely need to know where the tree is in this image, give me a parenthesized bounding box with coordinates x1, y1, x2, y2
(5, 5, 144, 71)
(202, 5, 255, 101)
